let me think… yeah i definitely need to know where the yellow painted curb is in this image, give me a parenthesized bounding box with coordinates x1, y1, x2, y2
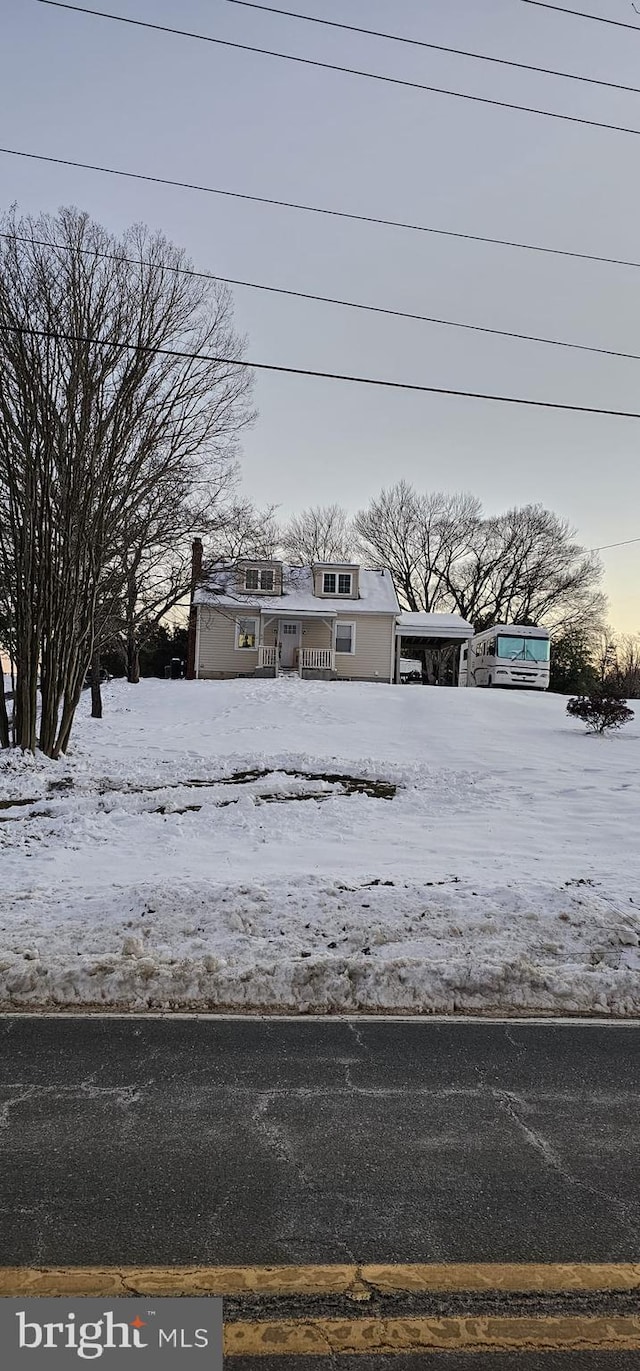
(1, 1262, 640, 1297)
(223, 1315, 640, 1356)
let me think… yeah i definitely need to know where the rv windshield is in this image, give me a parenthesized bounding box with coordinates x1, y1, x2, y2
(497, 635, 549, 662)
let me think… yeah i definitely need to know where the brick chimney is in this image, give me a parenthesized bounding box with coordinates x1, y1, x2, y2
(185, 537, 203, 681)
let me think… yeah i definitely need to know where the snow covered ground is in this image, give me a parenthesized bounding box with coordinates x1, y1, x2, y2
(1, 677, 639, 1015)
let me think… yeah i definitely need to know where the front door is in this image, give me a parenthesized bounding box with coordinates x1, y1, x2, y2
(279, 621, 301, 668)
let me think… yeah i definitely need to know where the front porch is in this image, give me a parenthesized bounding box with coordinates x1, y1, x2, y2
(257, 644, 336, 677)
(256, 612, 337, 679)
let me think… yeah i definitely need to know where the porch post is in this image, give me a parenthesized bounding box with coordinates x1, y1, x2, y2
(395, 632, 402, 685)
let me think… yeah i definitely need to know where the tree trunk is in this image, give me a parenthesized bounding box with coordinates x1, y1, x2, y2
(55, 663, 87, 757)
(90, 647, 102, 719)
(0, 673, 9, 749)
(126, 634, 140, 684)
(423, 649, 437, 686)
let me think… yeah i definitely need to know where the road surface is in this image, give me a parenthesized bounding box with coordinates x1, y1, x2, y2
(1, 1016, 639, 1368)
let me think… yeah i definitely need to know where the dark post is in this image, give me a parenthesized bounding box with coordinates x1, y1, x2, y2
(90, 647, 103, 719)
(186, 537, 203, 681)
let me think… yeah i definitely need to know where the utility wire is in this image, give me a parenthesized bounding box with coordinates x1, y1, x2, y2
(197, 0, 640, 98)
(35, 1, 640, 140)
(520, 1, 640, 33)
(3, 229, 640, 365)
(4, 145, 640, 273)
(590, 535, 640, 551)
(5, 322, 640, 420)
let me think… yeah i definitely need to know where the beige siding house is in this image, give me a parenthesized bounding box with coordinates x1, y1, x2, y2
(190, 558, 400, 683)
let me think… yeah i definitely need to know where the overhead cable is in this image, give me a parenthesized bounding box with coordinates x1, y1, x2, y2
(5, 322, 640, 420)
(3, 145, 640, 272)
(2, 229, 640, 364)
(207, 0, 640, 98)
(35, 1, 640, 139)
(519, 1, 640, 34)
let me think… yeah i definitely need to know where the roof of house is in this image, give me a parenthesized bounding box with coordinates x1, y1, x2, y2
(396, 612, 474, 639)
(194, 563, 401, 615)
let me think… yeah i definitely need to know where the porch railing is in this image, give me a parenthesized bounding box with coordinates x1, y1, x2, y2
(258, 645, 277, 670)
(298, 647, 336, 674)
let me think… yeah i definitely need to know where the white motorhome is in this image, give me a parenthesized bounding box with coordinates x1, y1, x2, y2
(458, 624, 551, 690)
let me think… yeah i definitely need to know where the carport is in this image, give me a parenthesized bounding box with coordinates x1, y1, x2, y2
(394, 612, 474, 685)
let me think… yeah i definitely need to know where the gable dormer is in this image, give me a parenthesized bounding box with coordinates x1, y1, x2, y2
(312, 563, 360, 600)
(237, 560, 283, 595)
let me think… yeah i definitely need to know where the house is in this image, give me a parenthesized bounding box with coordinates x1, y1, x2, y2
(187, 547, 401, 682)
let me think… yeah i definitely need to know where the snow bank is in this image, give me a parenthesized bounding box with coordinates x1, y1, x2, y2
(2, 678, 639, 1014)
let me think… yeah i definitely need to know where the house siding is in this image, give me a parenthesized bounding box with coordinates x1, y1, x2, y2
(335, 613, 395, 682)
(300, 620, 333, 651)
(197, 606, 259, 677)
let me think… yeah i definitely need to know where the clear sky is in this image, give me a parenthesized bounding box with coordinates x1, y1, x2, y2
(2, 0, 639, 631)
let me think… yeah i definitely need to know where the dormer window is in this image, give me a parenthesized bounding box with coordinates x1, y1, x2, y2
(245, 568, 274, 592)
(323, 571, 352, 595)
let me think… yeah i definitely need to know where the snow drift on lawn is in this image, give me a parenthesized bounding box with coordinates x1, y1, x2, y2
(1, 677, 639, 1014)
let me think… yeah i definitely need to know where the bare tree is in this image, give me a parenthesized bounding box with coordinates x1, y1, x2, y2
(281, 503, 353, 564)
(0, 206, 253, 755)
(592, 626, 619, 688)
(355, 484, 604, 634)
(354, 482, 481, 611)
(613, 635, 640, 697)
(595, 630, 640, 698)
(105, 457, 235, 684)
(213, 497, 281, 562)
(442, 505, 605, 633)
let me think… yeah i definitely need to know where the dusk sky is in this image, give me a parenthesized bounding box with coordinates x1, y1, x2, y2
(2, 0, 639, 630)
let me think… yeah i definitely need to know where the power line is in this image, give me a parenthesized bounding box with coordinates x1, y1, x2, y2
(4, 145, 640, 273)
(5, 322, 640, 420)
(206, 0, 640, 98)
(520, 1, 640, 33)
(3, 229, 640, 366)
(590, 535, 640, 552)
(36, 1, 640, 140)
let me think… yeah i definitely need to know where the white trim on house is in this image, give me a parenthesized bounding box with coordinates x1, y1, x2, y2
(335, 620, 356, 655)
(195, 605, 201, 680)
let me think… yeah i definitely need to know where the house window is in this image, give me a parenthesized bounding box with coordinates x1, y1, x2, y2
(323, 573, 336, 594)
(244, 568, 274, 591)
(235, 617, 258, 649)
(338, 573, 352, 595)
(335, 621, 355, 655)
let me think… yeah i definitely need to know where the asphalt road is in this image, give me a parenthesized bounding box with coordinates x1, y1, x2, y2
(1, 1016, 639, 1369)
